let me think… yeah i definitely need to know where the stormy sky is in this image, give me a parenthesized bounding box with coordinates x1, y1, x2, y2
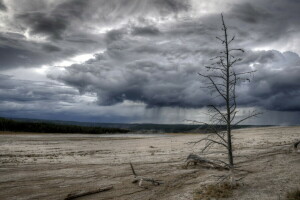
(0, 0, 300, 125)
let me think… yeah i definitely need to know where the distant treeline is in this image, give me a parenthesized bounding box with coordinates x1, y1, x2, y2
(3, 117, 273, 133)
(127, 124, 258, 133)
(0, 118, 129, 134)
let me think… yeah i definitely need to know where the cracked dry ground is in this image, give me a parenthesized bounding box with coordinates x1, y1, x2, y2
(0, 126, 299, 200)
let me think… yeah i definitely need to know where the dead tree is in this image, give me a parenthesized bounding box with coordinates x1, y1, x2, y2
(193, 14, 261, 168)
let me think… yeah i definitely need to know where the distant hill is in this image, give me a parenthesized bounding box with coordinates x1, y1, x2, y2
(6, 117, 272, 133)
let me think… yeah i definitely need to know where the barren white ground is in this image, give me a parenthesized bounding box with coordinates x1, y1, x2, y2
(0, 126, 299, 200)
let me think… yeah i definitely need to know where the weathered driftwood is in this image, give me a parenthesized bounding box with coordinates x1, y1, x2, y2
(64, 185, 113, 200)
(185, 154, 229, 170)
(130, 162, 162, 188)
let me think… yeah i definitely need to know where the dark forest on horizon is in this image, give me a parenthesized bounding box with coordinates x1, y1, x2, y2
(0, 118, 129, 134)
(0, 117, 272, 134)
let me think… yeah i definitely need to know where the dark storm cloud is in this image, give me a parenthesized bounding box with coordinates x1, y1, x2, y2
(131, 26, 160, 36)
(237, 51, 300, 111)
(226, 0, 300, 48)
(49, 51, 208, 108)
(0, 74, 90, 122)
(0, 0, 190, 70)
(48, 0, 300, 112)
(53, 0, 90, 19)
(42, 44, 61, 52)
(0, 74, 78, 103)
(14, 0, 189, 40)
(0, 45, 42, 69)
(17, 0, 299, 113)
(48, 14, 216, 108)
(48, 18, 223, 109)
(0, 36, 70, 69)
(49, 46, 300, 112)
(17, 12, 69, 40)
(88, 0, 190, 24)
(0, 0, 6, 11)
(230, 3, 272, 24)
(153, 0, 190, 13)
(16, 0, 91, 40)
(0, 75, 148, 123)
(0, 0, 99, 69)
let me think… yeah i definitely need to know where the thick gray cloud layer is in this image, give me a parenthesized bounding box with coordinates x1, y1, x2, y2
(0, 0, 6, 11)
(0, 74, 78, 104)
(50, 47, 300, 111)
(237, 51, 300, 111)
(0, 0, 300, 123)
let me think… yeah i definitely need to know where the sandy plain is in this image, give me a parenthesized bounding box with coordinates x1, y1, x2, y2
(0, 126, 299, 200)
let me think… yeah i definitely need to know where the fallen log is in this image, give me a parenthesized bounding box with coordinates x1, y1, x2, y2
(65, 185, 113, 200)
(130, 162, 162, 188)
(185, 153, 229, 170)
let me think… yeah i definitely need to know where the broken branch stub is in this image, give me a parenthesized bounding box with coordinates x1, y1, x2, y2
(130, 162, 162, 188)
(294, 141, 300, 151)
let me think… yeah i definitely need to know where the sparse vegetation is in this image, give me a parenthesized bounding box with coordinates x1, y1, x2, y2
(286, 188, 300, 200)
(194, 182, 239, 200)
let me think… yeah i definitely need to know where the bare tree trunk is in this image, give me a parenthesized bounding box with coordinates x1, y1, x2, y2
(222, 15, 234, 168)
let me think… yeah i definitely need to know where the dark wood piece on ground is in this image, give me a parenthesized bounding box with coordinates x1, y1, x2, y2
(130, 162, 162, 188)
(294, 141, 300, 150)
(186, 153, 229, 170)
(65, 185, 113, 200)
